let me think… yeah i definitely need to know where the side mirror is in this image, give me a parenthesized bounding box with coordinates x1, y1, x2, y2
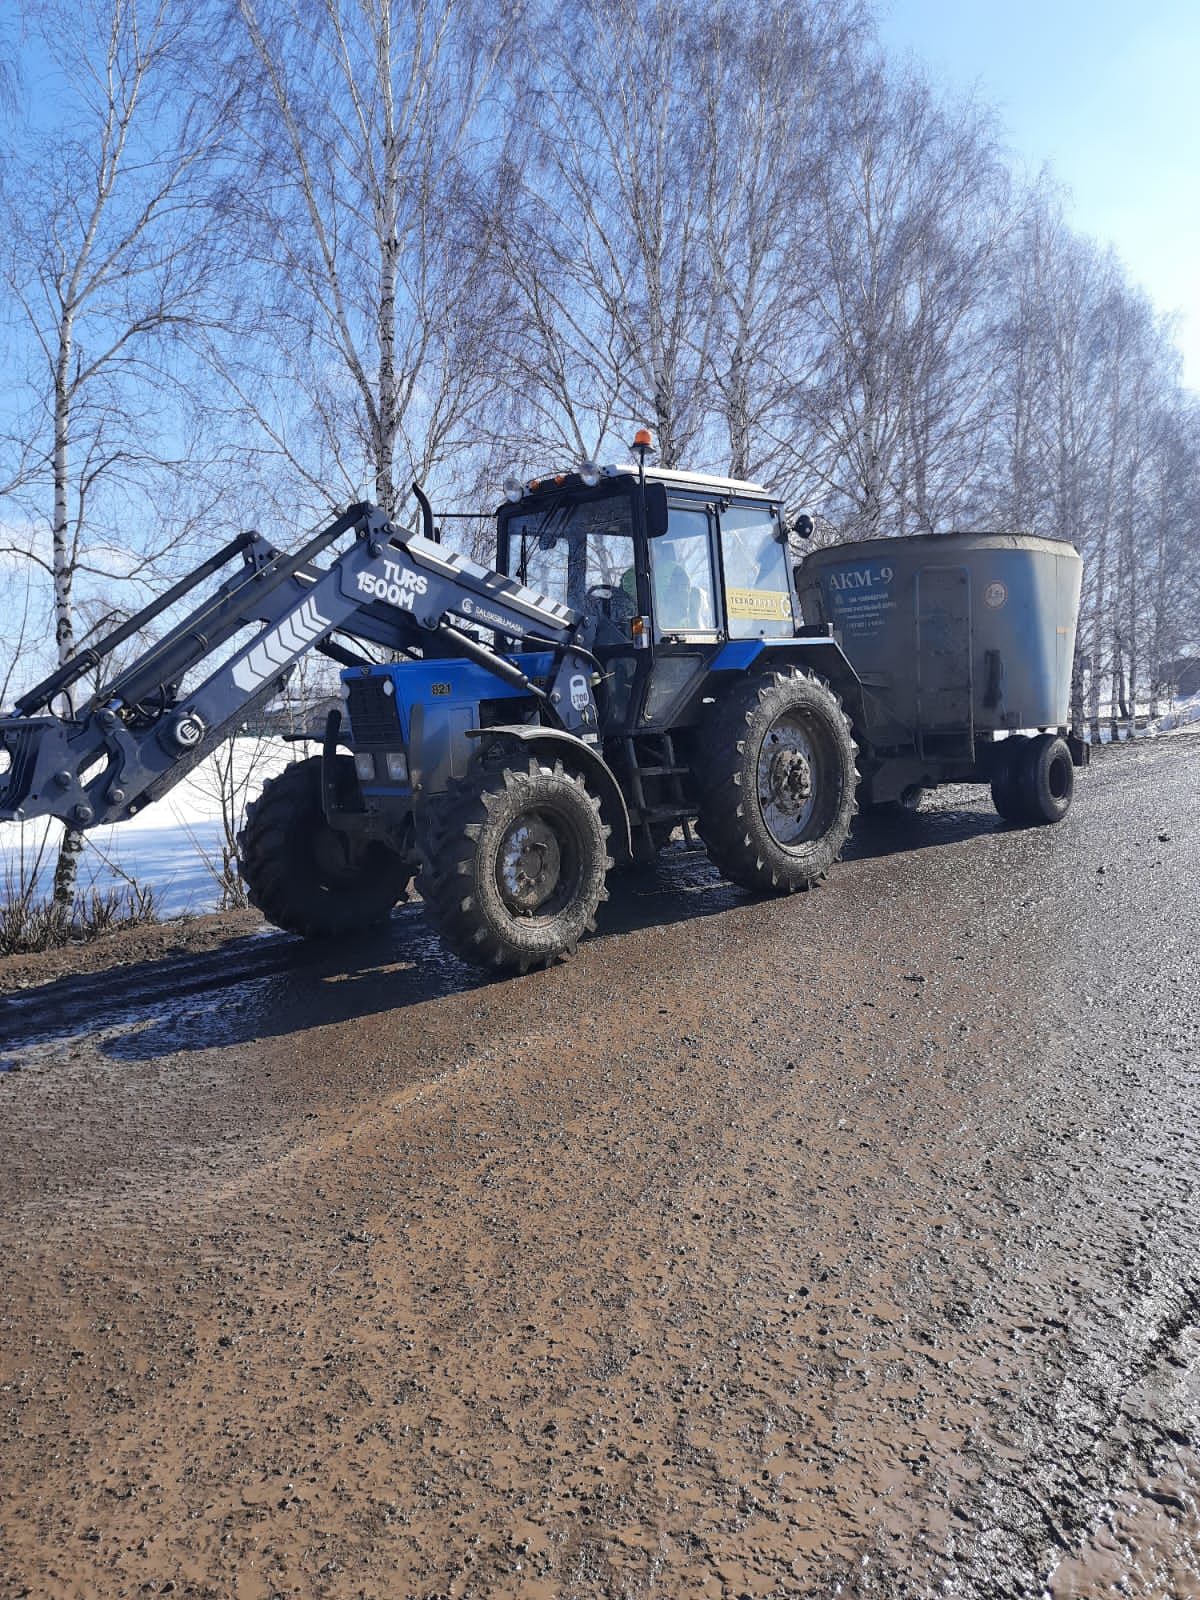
(644, 481, 669, 539)
(786, 509, 814, 541)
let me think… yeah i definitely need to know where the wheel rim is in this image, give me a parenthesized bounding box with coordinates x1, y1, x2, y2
(496, 806, 583, 917)
(757, 711, 834, 847)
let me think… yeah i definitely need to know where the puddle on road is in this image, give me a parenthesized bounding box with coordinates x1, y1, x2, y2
(0, 805, 1003, 1069)
(0, 850, 744, 1068)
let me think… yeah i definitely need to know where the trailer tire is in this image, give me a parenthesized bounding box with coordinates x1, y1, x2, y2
(695, 668, 857, 893)
(1016, 733, 1074, 824)
(990, 737, 1028, 822)
(238, 756, 412, 937)
(420, 757, 610, 973)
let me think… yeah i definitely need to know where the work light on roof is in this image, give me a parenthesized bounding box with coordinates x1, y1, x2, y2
(502, 475, 523, 503)
(579, 459, 601, 487)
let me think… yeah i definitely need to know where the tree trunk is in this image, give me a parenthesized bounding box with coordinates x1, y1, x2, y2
(725, 336, 750, 480)
(52, 323, 83, 906)
(52, 334, 74, 667)
(376, 144, 400, 515)
(1086, 636, 1101, 744)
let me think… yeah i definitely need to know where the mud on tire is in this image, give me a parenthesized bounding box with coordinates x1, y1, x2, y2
(419, 757, 611, 972)
(238, 755, 413, 937)
(695, 668, 858, 893)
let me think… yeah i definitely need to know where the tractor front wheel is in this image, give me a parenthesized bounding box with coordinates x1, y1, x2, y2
(695, 668, 858, 893)
(238, 756, 413, 937)
(420, 758, 611, 972)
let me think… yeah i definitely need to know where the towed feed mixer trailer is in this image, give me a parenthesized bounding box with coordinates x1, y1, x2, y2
(0, 445, 1086, 971)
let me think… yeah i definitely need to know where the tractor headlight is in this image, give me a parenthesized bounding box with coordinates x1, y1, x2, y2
(384, 751, 408, 782)
(579, 459, 601, 487)
(354, 751, 376, 782)
(503, 475, 523, 503)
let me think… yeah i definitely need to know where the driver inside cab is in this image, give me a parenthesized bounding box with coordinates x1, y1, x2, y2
(620, 542, 703, 631)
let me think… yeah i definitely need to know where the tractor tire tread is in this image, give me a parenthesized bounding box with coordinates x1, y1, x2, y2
(694, 667, 858, 894)
(238, 756, 412, 938)
(419, 757, 608, 972)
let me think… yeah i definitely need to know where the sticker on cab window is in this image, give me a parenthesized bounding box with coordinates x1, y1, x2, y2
(726, 587, 791, 621)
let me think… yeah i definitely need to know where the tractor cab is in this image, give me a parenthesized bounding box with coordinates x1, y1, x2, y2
(496, 461, 799, 741)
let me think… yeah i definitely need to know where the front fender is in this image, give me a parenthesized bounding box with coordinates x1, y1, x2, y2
(468, 725, 632, 862)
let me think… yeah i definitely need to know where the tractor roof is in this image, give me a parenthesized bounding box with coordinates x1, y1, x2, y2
(500, 463, 773, 510)
(634, 465, 770, 497)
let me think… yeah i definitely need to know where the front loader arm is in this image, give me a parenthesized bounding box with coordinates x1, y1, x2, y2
(0, 498, 597, 832)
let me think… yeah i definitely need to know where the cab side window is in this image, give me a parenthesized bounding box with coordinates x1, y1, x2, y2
(719, 505, 794, 638)
(650, 506, 716, 634)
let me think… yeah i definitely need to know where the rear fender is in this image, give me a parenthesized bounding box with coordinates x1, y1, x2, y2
(709, 638, 866, 730)
(468, 724, 632, 862)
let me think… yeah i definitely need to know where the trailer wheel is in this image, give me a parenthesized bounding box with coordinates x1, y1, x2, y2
(420, 758, 611, 972)
(238, 756, 412, 937)
(695, 668, 857, 893)
(1016, 733, 1075, 824)
(990, 737, 1028, 822)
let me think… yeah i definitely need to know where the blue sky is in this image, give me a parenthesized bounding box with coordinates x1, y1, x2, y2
(877, 0, 1200, 390)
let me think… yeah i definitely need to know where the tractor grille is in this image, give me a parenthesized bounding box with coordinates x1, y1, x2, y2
(345, 677, 401, 746)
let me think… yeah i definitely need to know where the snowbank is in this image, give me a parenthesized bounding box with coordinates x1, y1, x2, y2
(0, 738, 314, 917)
(1077, 693, 1200, 743)
(1149, 691, 1200, 735)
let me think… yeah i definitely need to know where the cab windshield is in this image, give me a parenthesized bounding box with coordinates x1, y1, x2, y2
(503, 490, 636, 619)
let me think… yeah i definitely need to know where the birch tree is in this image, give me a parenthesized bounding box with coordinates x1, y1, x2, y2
(0, 0, 239, 902)
(803, 64, 1014, 536)
(696, 0, 868, 484)
(223, 0, 513, 519)
(497, 0, 719, 469)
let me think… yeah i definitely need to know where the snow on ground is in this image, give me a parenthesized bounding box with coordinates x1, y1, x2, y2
(0, 739, 315, 917)
(1149, 691, 1200, 735)
(1080, 692, 1200, 743)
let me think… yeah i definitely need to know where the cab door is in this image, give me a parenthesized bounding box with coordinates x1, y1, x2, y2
(640, 500, 721, 729)
(716, 502, 797, 639)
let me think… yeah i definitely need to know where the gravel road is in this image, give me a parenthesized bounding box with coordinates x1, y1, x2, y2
(1, 736, 1198, 1600)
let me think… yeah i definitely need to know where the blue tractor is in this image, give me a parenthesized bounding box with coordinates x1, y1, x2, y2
(0, 440, 864, 970)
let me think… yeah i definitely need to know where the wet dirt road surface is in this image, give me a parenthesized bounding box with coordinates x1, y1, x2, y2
(1, 736, 1198, 1600)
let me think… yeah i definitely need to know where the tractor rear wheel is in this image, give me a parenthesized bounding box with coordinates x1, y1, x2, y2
(238, 755, 413, 937)
(695, 668, 857, 893)
(420, 757, 611, 972)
